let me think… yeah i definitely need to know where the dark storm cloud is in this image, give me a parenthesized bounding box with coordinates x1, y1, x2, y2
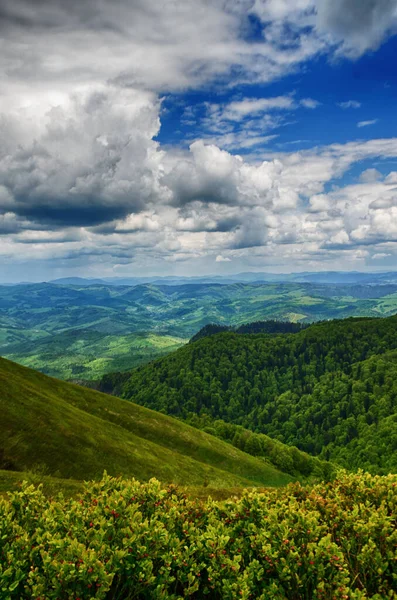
(12, 196, 130, 228)
(0, 213, 25, 234)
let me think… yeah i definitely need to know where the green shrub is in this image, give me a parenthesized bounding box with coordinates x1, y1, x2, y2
(1, 471, 396, 599)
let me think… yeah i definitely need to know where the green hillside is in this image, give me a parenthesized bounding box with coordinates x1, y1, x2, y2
(107, 315, 397, 474)
(189, 320, 306, 342)
(4, 330, 186, 381)
(3, 280, 397, 380)
(0, 357, 294, 490)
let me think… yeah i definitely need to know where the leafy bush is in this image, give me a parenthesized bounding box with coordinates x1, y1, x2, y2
(1, 471, 396, 599)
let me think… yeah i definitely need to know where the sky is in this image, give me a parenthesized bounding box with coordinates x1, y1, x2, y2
(1, 0, 397, 282)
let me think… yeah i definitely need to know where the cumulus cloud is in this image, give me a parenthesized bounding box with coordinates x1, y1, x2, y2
(359, 168, 382, 183)
(1, 0, 397, 278)
(4, 135, 397, 276)
(0, 85, 168, 227)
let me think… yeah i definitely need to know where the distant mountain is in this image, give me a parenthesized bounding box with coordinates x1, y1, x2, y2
(45, 270, 397, 287)
(289, 271, 397, 285)
(50, 277, 109, 286)
(3, 279, 397, 381)
(0, 356, 294, 487)
(106, 315, 397, 474)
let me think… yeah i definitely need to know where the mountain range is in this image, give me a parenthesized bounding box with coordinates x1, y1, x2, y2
(46, 271, 397, 286)
(2, 277, 397, 380)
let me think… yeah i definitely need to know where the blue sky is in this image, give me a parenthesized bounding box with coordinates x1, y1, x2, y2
(158, 35, 397, 157)
(1, 0, 397, 282)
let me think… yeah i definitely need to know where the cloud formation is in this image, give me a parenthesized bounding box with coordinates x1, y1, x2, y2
(1, 0, 397, 278)
(316, 0, 397, 57)
(338, 101, 361, 109)
(357, 119, 379, 128)
(3, 129, 397, 275)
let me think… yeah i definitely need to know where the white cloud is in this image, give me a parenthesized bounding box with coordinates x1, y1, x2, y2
(220, 96, 295, 120)
(358, 119, 379, 127)
(338, 100, 361, 109)
(309, 194, 331, 212)
(359, 168, 382, 182)
(385, 171, 397, 183)
(216, 255, 232, 262)
(0, 85, 168, 226)
(3, 134, 397, 275)
(1, 0, 397, 277)
(197, 94, 322, 152)
(300, 98, 321, 109)
(316, 0, 397, 58)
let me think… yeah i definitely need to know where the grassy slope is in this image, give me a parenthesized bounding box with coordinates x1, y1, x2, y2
(0, 469, 82, 497)
(0, 357, 292, 489)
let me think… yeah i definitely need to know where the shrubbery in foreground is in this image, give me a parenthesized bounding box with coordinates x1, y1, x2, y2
(1, 472, 396, 599)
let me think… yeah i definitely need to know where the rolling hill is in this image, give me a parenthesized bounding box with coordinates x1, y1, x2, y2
(3, 279, 397, 380)
(104, 315, 397, 474)
(0, 356, 298, 490)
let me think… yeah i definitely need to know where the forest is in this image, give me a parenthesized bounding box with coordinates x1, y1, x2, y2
(101, 316, 397, 474)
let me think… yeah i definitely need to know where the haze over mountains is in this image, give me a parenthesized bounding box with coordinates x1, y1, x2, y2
(15, 270, 397, 286)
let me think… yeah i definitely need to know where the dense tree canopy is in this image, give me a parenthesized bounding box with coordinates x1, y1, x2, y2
(103, 316, 397, 474)
(190, 320, 306, 343)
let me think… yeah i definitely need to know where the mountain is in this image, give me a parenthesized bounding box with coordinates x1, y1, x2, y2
(49, 277, 110, 286)
(104, 315, 397, 474)
(44, 270, 397, 286)
(3, 279, 397, 381)
(0, 356, 297, 488)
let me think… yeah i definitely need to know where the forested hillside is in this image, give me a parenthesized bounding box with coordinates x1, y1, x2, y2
(190, 320, 306, 342)
(106, 316, 397, 474)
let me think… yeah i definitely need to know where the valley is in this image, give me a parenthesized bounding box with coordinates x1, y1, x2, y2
(3, 277, 397, 380)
